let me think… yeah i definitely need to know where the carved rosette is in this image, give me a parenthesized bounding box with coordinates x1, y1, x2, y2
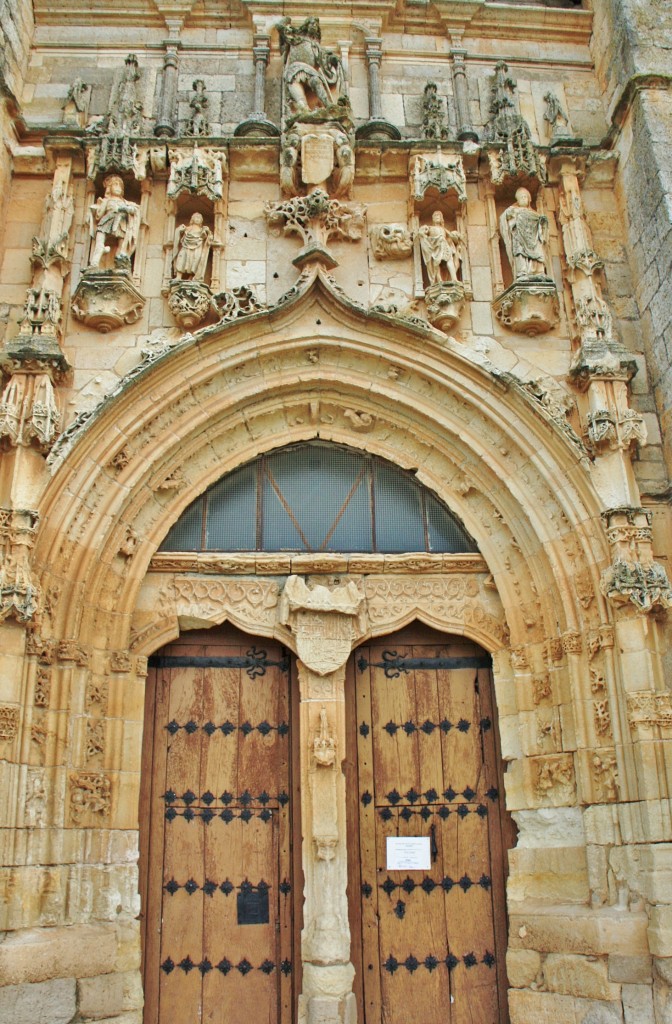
(168, 280, 212, 329)
(71, 269, 145, 333)
(424, 281, 466, 332)
(492, 279, 559, 336)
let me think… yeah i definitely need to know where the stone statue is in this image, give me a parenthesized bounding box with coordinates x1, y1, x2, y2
(172, 213, 213, 282)
(543, 91, 573, 143)
(186, 79, 209, 136)
(63, 78, 91, 125)
(422, 81, 449, 141)
(279, 17, 346, 116)
(87, 174, 141, 270)
(499, 187, 549, 280)
(419, 211, 463, 285)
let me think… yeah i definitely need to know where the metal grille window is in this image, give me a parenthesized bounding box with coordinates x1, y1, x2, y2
(160, 442, 478, 554)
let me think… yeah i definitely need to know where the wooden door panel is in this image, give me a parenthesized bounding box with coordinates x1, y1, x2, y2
(352, 631, 508, 1024)
(142, 630, 294, 1024)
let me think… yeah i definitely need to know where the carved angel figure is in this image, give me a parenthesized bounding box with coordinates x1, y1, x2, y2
(279, 17, 346, 115)
(88, 175, 141, 270)
(499, 187, 549, 281)
(419, 211, 463, 285)
(172, 213, 213, 282)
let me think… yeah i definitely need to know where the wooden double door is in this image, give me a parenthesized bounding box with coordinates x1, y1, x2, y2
(141, 623, 510, 1024)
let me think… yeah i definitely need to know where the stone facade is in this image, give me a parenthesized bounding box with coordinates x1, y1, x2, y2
(0, 2, 671, 1023)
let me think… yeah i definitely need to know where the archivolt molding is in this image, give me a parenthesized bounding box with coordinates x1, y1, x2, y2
(31, 272, 609, 659)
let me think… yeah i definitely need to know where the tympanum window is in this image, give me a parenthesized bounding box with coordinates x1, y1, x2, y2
(160, 442, 478, 554)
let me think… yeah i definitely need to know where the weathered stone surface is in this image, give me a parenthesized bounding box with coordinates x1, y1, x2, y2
(0, 977, 76, 1024)
(608, 954, 652, 984)
(542, 954, 621, 1001)
(0, 925, 118, 985)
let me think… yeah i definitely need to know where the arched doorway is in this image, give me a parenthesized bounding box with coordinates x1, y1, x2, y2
(140, 624, 301, 1024)
(345, 624, 512, 1024)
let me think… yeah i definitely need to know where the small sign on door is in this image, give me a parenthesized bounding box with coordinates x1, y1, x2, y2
(386, 836, 431, 871)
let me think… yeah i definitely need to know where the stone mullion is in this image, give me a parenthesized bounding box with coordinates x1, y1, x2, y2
(132, 178, 153, 290)
(483, 179, 504, 296)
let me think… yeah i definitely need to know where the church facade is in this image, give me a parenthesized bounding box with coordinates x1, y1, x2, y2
(0, 1, 671, 1022)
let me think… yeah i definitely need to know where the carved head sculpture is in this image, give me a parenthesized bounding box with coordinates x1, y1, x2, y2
(515, 186, 532, 208)
(189, 212, 204, 227)
(302, 16, 321, 41)
(103, 174, 125, 198)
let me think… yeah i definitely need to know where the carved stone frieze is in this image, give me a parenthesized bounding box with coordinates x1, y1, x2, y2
(411, 151, 466, 203)
(627, 692, 672, 730)
(0, 704, 20, 741)
(369, 224, 413, 261)
(69, 771, 111, 823)
(363, 576, 508, 646)
(167, 146, 227, 200)
(0, 507, 40, 625)
(173, 577, 280, 630)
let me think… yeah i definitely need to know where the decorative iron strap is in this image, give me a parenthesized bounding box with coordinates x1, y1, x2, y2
(357, 651, 491, 678)
(161, 956, 292, 976)
(378, 804, 488, 822)
(383, 951, 495, 973)
(164, 878, 275, 897)
(379, 873, 492, 896)
(163, 789, 289, 807)
(166, 719, 289, 736)
(149, 649, 289, 678)
(165, 806, 276, 824)
(362, 785, 498, 806)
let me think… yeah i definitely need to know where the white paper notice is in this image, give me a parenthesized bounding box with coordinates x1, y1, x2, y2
(386, 836, 431, 871)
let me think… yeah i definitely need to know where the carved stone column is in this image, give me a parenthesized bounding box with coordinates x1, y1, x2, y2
(450, 48, 478, 142)
(355, 38, 400, 141)
(155, 45, 179, 137)
(279, 576, 364, 1024)
(234, 30, 280, 137)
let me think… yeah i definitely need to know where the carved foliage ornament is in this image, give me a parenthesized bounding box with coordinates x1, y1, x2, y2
(0, 372, 61, 451)
(69, 772, 111, 823)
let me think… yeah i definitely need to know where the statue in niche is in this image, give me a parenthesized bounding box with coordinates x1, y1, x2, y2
(172, 213, 213, 282)
(499, 188, 550, 281)
(419, 211, 463, 285)
(88, 174, 141, 270)
(279, 17, 346, 116)
(186, 79, 210, 136)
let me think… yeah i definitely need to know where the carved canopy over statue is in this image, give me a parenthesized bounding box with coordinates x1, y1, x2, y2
(499, 187, 550, 281)
(279, 17, 347, 117)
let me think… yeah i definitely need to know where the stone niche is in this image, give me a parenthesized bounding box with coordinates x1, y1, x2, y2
(492, 184, 559, 336)
(71, 173, 146, 333)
